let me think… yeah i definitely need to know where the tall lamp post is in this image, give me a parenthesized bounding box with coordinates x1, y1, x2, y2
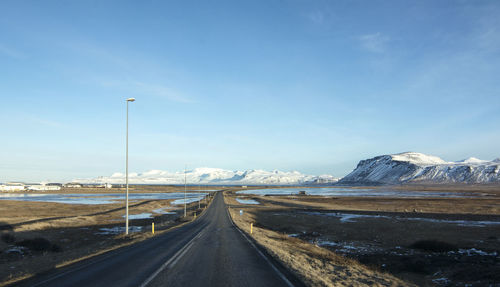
(125, 97, 135, 235)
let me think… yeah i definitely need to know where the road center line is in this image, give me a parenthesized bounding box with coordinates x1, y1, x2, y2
(139, 228, 206, 287)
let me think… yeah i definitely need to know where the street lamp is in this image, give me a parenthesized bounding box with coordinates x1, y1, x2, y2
(125, 97, 135, 235)
(184, 165, 187, 217)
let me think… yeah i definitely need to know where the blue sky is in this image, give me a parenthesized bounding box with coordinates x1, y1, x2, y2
(1, 1, 499, 182)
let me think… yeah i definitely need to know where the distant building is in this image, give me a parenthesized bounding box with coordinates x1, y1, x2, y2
(0, 182, 25, 192)
(47, 183, 63, 187)
(26, 184, 61, 191)
(64, 182, 82, 188)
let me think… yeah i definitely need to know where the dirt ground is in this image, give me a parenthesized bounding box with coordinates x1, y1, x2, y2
(225, 186, 500, 287)
(0, 188, 217, 286)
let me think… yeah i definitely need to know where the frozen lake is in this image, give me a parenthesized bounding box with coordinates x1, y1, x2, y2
(0, 192, 208, 205)
(237, 187, 479, 198)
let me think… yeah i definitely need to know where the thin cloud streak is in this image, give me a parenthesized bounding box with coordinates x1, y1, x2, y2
(0, 43, 26, 59)
(100, 80, 195, 103)
(358, 33, 390, 53)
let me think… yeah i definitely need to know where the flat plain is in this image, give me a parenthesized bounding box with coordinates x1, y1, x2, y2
(1, 185, 499, 286)
(0, 186, 216, 286)
(226, 185, 500, 286)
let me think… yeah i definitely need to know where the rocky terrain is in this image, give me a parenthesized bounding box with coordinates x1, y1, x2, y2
(340, 152, 500, 185)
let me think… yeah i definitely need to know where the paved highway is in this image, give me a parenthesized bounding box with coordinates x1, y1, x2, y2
(14, 192, 303, 287)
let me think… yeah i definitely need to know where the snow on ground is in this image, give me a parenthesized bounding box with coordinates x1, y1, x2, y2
(96, 226, 143, 234)
(122, 213, 152, 220)
(153, 207, 176, 214)
(301, 211, 500, 227)
(235, 198, 260, 205)
(170, 197, 204, 205)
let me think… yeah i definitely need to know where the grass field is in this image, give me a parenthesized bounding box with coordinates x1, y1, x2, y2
(1, 185, 499, 286)
(225, 185, 500, 286)
(0, 186, 217, 285)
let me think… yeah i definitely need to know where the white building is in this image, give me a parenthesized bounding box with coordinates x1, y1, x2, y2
(0, 183, 25, 191)
(64, 183, 82, 188)
(26, 185, 61, 191)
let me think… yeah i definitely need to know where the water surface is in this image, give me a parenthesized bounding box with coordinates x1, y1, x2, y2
(0, 192, 208, 205)
(237, 187, 478, 198)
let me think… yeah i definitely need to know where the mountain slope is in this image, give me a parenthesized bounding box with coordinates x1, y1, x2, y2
(78, 167, 339, 185)
(340, 152, 500, 184)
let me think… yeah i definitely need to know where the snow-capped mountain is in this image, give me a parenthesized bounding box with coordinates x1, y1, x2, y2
(77, 167, 339, 185)
(339, 152, 500, 184)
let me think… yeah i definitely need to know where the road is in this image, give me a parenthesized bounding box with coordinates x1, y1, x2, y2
(14, 192, 303, 287)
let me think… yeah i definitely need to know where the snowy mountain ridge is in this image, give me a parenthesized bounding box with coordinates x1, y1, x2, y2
(78, 167, 339, 185)
(340, 152, 500, 184)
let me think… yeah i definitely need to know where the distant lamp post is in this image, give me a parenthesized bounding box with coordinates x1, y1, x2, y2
(184, 165, 187, 217)
(125, 97, 135, 235)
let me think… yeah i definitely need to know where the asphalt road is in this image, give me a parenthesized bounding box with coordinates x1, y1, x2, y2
(14, 192, 303, 287)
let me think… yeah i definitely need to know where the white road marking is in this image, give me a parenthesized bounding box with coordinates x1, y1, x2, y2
(139, 228, 206, 287)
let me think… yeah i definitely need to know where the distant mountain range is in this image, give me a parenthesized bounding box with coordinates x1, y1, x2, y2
(339, 152, 500, 184)
(77, 168, 339, 185)
(78, 152, 500, 185)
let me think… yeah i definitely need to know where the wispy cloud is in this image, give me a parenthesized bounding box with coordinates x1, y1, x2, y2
(307, 11, 326, 25)
(0, 43, 26, 59)
(133, 82, 194, 103)
(358, 33, 390, 53)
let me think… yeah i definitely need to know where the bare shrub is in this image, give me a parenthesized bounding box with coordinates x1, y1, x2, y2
(409, 240, 458, 252)
(16, 237, 62, 252)
(1, 233, 16, 244)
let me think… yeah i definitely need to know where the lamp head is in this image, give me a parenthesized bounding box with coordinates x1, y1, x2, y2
(126, 98, 136, 102)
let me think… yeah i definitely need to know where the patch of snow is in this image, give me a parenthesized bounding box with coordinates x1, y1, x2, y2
(96, 226, 142, 235)
(171, 197, 204, 205)
(404, 217, 500, 227)
(432, 278, 451, 285)
(235, 198, 260, 205)
(303, 211, 391, 222)
(391, 152, 448, 165)
(301, 211, 500, 227)
(4, 246, 27, 255)
(451, 248, 498, 256)
(153, 207, 176, 215)
(458, 157, 489, 164)
(122, 213, 152, 220)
